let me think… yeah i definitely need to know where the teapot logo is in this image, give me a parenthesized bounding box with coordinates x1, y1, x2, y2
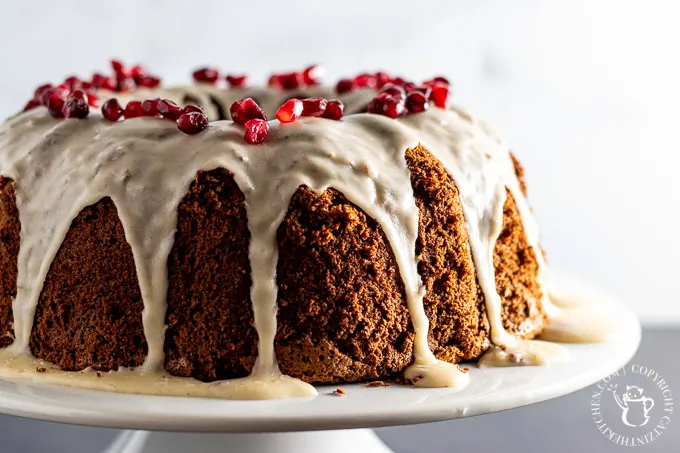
(591, 364, 673, 447)
(612, 385, 654, 427)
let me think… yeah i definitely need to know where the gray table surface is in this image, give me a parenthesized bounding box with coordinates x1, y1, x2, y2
(0, 327, 677, 453)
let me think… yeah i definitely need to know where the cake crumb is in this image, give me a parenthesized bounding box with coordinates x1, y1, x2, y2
(332, 387, 346, 396)
(36, 367, 46, 373)
(96, 371, 102, 378)
(364, 380, 391, 388)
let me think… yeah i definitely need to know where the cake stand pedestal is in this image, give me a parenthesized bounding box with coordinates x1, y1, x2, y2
(0, 276, 641, 453)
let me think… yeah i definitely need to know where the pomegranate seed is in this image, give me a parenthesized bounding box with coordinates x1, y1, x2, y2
(321, 100, 344, 120)
(229, 98, 267, 125)
(34, 84, 54, 100)
(424, 76, 450, 86)
(384, 98, 406, 118)
(368, 93, 405, 118)
(64, 76, 81, 90)
(226, 74, 247, 88)
(86, 92, 100, 108)
(302, 65, 323, 85)
(244, 119, 269, 144)
(411, 85, 432, 98)
(335, 79, 355, 94)
(158, 99, 183, 121)
(193, 67, 220, 84)
(182, 105, 204, 115)
(46, 93, 65, 119)
(380, 84, 406, 98)
(391, 76, 408, 86)
(375, 72, 392, 89)
(367, 93, 389, 115)
(177, 112, 209, 135)
(92, 73, 117, 91)
(63, 91, 89, 119)
(111, 59, 126, 76)
(117, 77, 135, 92)
(23, 99, 41, 111)
(276, 98, 303, 123)
(136, 75, 161, 88)
(354, 73, 377, 88)
(268, 74, 281, 88)
(130, 65, 147, 78)
(141, 99, 160, 117)
(301, 98, 328, 117)
(41, 85, 68, 106)
(429, 85, 449, 108)
(405, 92, 429, 113)
(123, 101, 143, 118)
(101, 99, 124, 121)
(402, 82, 416, 93)
(278, 72, 303, 90)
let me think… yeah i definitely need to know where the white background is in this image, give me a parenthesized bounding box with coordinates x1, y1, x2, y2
(0, 0, 678, 323)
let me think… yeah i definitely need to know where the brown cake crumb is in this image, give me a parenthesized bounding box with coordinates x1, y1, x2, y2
(332, 387, 346, 396)
(36, 367, 46, 373)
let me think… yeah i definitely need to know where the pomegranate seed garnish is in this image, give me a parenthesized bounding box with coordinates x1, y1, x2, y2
(63, 91, 90, 119)
(229, 98, 267, 125)
(355, 73, 377, 88)
(141, 99, 160, 117)
(226, 74, 247, 88)
(429, 85, 449, 108)
(101, 99, 124, 121)
(177, 112, 209, 135)
(158, 99, 183, 121)
(278, 73, 303, 90)
(244, 118, 269, 144)
(123, 101, 143, 119)
(375, 72, 392, 89)
(321, 100, 344, 120)
(193, 67, 220, 84)
(93, 73, 117, 91)
(276, 98, 303, 123)
(46, 93, 65, 119)
(384, 98, 406, 118)
(405, 92, 429, 113)
(117, 77, 135, 93)
(424, 76, 450, 86)
(380, 84, 406, 98)
(23, 99, 42, 112)
(411, 85, 432, 98)
(403, 82, 416, 93)
(301, 98, 328, 117)
(182, 105, 204, 115)
(136, 75, 161, 88)
(302, 65, 323, 85)
(86, 92, 100, 108)
(34, 84, 54, 101)
(368, 93, 405, 118)
(64, 76, 81, 90)
(41, 85, 68, 106)
(335, 79, 355, 94)
(268, 74, 282, 88)
(130, 65, 147, 78)
(111, 59, 126, 76)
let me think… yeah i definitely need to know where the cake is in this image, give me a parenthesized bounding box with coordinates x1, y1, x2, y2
(0, 62, 592, 399)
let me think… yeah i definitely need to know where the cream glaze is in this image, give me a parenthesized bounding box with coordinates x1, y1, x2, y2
(0, 85, 604, 399)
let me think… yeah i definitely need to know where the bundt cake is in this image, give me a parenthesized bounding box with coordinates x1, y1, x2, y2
(0, 62, 592, 399)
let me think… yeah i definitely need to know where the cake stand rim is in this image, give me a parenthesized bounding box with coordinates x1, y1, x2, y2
(0, 273, 641, 433)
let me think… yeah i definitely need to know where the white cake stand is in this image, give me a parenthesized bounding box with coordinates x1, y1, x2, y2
(0, 276, 640, 453)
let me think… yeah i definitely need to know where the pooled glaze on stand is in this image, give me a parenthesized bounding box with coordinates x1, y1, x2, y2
(0, 85, 612, 399)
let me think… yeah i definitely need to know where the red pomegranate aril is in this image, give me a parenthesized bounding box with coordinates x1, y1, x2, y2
(244, 118, 269, 144)
(63, 95, 89, 119)
(111, 59, 126, 76)
(117, 77, 135, 92)
(278, 72, 303, 90)
(405, 91, 429, 113)
(226, 75, 247, 88)
(229, 98, 267, 125)
(321, 100, 344, 120)
(182, 105, 204, 115)
(411, 85, 432, 98)
(141, 99, 160, 117)
(355, 73, 377, 88)
(136, 75, 161, 88)
(429, 85, 449, 108)
(123, 101, 143, 118)
(375, 72, 392, 89)
(380, 84, 406, 97)
(302, 65, 323, 85)
(41, 85, 68, 105)
(335, 78, 355, 94)
(64, 76, 81, 90)
(177, 112, 209, 135)
(46, 93, 65, 118)
(193, 67, 220, 84)
(301, 97, 328, 117)
(367, 92, 390, 115)
(130, 65, 147, 78)
(276, 98, 303, 123)
(403, 82, 416, 93)
(23, 99, 41, 112)
(101, 99, 124, 121)
(268, 74, 281, 88)
(158, 99, 182, 120)
(86, 92, 100, 107)
(384, 98, 406, 118)
(34, 84, 54, 101)
(424, 76, 450, 86)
